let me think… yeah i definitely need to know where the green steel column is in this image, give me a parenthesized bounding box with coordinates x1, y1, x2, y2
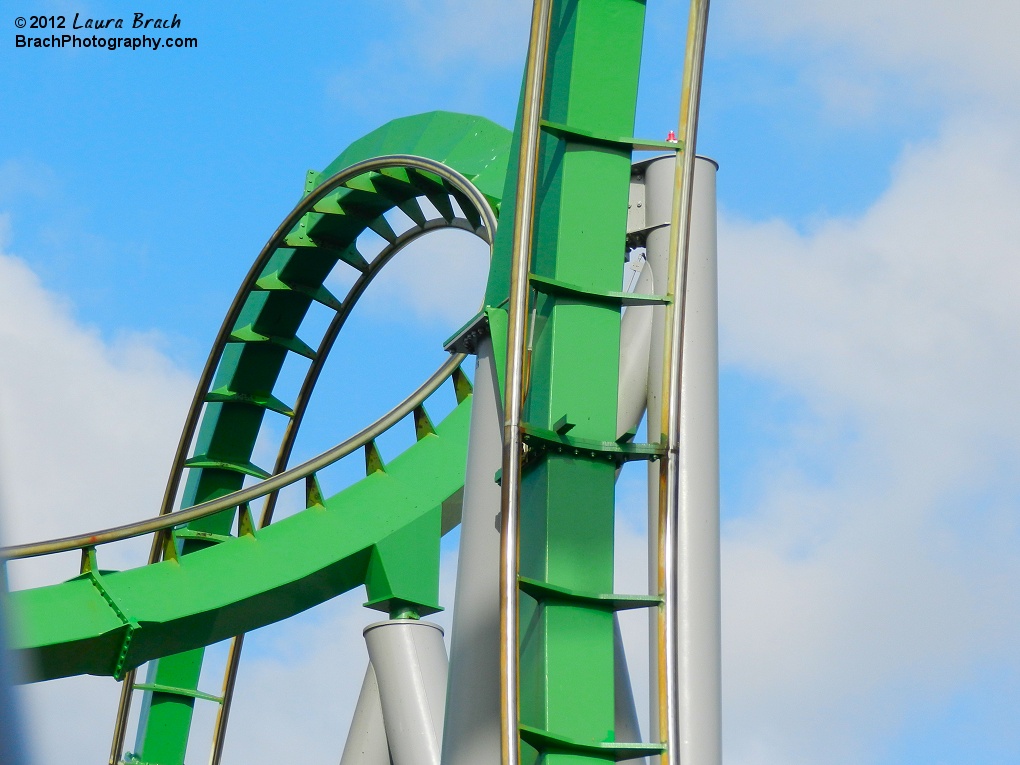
(509, 2, 646, 763)
(121, 112, 512, 765)
(131, 456, 249, 763)
(131, 648, 208, 765)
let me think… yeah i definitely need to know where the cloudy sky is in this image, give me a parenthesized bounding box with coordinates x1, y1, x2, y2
(2, 0, 1019, 763)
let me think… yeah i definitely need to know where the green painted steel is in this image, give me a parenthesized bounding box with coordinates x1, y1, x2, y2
(489, 2, 651, 764)
(9, 401, 466, 679)
(8, 1, 670, 754)
(126, 112, 511, 763)
(5, 111, 511, 764)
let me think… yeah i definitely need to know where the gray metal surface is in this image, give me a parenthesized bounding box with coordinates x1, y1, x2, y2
(659, 6, 713, 764)
(340, 663, 392, 765)
(364, 620, 448, 765)
(642, 153, 719, 765)
(675, 156, 720, 765)
(614, 616, 646, 765)
(618, 258, 655, 439)
(442, 338, 503, 765)
(0, 565, 29, 765)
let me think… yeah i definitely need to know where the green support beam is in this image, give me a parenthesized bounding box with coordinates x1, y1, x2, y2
(4, 112, 511, 764)
(8, 399, 468, 680)
(124, 111, 511, 763)
(488, 1, 649, 762)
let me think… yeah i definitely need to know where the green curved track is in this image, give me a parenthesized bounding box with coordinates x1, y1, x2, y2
(11, 4, 677, 763)
(12, 402, 469, 679)
(10, 111, 511, 678)
(6, 111, 512, 763)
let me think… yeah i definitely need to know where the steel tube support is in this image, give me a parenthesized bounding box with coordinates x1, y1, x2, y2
(443, 337, 504, 765)
(644, 154, 718, 765)
(618, 260, 655, 439)
(364, 620, 448, 765)
(653, 4, 713, 765)
(340, 662, 391, 765)
(676, 155, 720, 765)
(498, 4, 553, 765)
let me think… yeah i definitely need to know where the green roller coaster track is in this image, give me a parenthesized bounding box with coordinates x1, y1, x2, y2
(3, 1, 715, 764)
(7, 110, 515, 764)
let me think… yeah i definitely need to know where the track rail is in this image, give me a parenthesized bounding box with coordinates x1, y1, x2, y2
(2, 151, 497, 563)
(4, 112, 514, 765)
(0, 353, 465, 561)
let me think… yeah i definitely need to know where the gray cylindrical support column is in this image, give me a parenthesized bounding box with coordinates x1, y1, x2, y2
(643, 154, 720, 765)
(618, 259, 655, 439)
(340, 662, 391, 765)
(0, 565, 29, 765)
(614, 615, 646, 765)
(615, 254, 656, 761)
(442, 337, 503, 765)
(364, 620, 448, 765)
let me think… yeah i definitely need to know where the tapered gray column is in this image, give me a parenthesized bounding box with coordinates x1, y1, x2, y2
(340, 662, 391, 765)
(614, 615, 647, 765)
(618, 259, 655, 439)
(0, 561, 29, 765)
(364, 620, 448, 765)
(616, 257, 656, 764)
(441, 337, 503, 765)
(642, 155, 720, 765)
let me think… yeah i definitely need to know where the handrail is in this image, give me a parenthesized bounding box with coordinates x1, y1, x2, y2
(109, 153, 495, 765)
(498, 4, 554, 765)
(658, 3, 712, 765)
(0, 353, 466, 561)
(154, 154, 495, 528)
(258, 217, 480, 529)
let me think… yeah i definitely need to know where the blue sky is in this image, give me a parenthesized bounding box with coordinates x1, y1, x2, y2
(2, 1, 1020, 763)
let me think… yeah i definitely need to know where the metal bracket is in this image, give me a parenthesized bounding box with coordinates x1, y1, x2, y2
(519, 724, 665, 761)
(80, 558, 140, 681)
(132, 682, 224, 705)
(520, 423, 664, 464)
(518, 576, 661, 612)
(529, 273, 669, 306)
(540, 119, 683, 153)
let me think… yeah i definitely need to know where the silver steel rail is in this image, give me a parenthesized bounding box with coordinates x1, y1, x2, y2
(152, 154, 496, 531)
(0, 352, 465, 562)
(499, 3, 554, 765)
(207, 195, 496, 765)
(657, 3, 711, 765)
(96, 155, 492, 765)
(258, 217, 485, 530)
(110, 155, 495, 765)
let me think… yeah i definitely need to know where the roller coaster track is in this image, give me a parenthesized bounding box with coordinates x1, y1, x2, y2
(4, 111, 512, 764)
(3, 2, 718, 764)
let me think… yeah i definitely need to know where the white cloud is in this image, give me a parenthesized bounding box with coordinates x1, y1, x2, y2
(716, 114, 1020, 763)
(0, 218, 194, 578)
(725, 0, 1020, 107)
(0, 216, 196, 760)
(357, 226, 490, 331)
(0, 214, 467, 762)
